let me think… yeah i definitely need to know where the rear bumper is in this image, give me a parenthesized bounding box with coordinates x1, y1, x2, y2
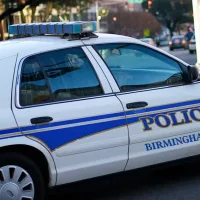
(189, 44, 196, 51)
(170, 44, 184, 49)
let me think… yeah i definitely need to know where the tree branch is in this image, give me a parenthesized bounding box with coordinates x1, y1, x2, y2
(0, 0, 41, 21)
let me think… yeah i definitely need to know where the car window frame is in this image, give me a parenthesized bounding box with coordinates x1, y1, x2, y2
(92, 42, 189, 93)
(16, 46, 108, 109)
(19, 55, 54, 107)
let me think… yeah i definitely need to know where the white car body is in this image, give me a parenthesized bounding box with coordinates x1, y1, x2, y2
(189, 35, 196, 53)
(0, 30, 200, 195)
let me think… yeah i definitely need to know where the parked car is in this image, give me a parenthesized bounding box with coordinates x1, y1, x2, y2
(0, 21, 199, 200)
(188, 35, 196, 54)
(169, 35, 187, 51)
(140, 38, 156, 46)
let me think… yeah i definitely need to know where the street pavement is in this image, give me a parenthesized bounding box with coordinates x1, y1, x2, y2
(49, 160, 200, 200)
(48, 47, 199, 200)
(160, 46, 197, 65)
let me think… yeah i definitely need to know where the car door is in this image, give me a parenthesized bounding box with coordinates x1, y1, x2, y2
(92, 43, 200, 171)
(12, 46, 129, 185)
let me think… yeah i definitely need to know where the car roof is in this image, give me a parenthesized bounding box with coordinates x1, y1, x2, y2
(0, 32, 189, 68)
(0, 33, 142, 60)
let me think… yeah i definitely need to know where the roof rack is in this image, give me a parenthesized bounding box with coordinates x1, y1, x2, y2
(9, 21, 98, 40)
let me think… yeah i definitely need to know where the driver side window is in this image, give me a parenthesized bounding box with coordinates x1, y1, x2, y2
(94, 43, 184, 92)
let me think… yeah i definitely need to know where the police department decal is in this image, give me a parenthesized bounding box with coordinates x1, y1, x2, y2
(145, 133, 200, 151)
(140, 108, 200, 131)
(139, 107, 200, 151)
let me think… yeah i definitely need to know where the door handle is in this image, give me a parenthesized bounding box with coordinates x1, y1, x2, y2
(126, 101, 148, 109)
(30, 116, 53, 125)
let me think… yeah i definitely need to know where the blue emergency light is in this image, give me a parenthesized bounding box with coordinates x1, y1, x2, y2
(9, 21, 97, 36)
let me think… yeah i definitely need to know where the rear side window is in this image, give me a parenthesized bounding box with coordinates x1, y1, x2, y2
(36, 48, 103, 102)
(20, 47, 103, 106)
(20, 56, 51, 106)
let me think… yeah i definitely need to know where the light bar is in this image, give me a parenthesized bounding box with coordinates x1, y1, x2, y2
(9, 21, 97, 36)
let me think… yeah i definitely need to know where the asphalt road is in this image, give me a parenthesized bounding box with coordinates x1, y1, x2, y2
(48, 47, 199, 200)
(160, 46, 197, 65)
(49, 160, 200, 200)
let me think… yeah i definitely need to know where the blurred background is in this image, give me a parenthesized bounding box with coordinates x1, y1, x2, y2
(0, 0, 194, 41)
(1, 2, 200, 199)
(0, 0, 197, 64)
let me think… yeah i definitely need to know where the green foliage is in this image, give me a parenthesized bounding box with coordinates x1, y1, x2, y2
(142, 0, 193, 35)
(99, 7, 109, 17)
(0, 0, 92, 21)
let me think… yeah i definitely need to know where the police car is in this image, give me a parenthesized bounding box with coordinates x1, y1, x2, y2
(0, 21, 199, 200)
(189, 34, 196, 54)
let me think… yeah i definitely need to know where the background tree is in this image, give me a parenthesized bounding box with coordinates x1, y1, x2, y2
(142, 0, 193, 36)
(0, 0, 53, 39)
(106, 8, 161, 38)
(0, 0, 92, 40)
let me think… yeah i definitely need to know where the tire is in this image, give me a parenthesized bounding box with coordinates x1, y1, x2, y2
(170, 48, 174, 51)
(0, 152, 46, 200)
(189, 50, 194, 54)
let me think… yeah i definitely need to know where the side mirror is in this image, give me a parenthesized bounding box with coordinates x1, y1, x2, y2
(187, 65, 199, 82)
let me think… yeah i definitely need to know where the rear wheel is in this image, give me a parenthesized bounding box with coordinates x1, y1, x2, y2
(0, 153, 45, 200)
(170, 47, 174, 51)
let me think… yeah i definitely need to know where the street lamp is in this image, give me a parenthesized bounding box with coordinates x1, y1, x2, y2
(148, 0, 152, 9)
(102, 9, 106, 14)
(95, 2, 109, 32)
(112, 17, 117, 33)
(96, 0, 100, 32)
(95, 0, 126, 32)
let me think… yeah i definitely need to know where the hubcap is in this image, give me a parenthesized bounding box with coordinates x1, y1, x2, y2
(0, 165, 34, 200)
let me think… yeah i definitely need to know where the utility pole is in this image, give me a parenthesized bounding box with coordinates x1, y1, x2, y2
(96, 0, 100, 32)
(0, 2, 5, 40)
(0, 20, 5, 40)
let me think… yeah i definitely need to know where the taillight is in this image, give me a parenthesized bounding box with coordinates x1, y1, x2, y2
(182, 40, 186, 44)
(174, 39, 180, 43)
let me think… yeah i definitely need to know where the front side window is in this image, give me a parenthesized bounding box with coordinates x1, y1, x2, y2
(20, 56, 51, 106)
(94, 43, 184, 92)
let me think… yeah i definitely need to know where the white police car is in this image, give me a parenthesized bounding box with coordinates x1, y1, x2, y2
(0, 21, 199, 200)
(189, 34, 196, 54)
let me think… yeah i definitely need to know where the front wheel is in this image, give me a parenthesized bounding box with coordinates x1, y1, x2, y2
(0, 153, 45, 200)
